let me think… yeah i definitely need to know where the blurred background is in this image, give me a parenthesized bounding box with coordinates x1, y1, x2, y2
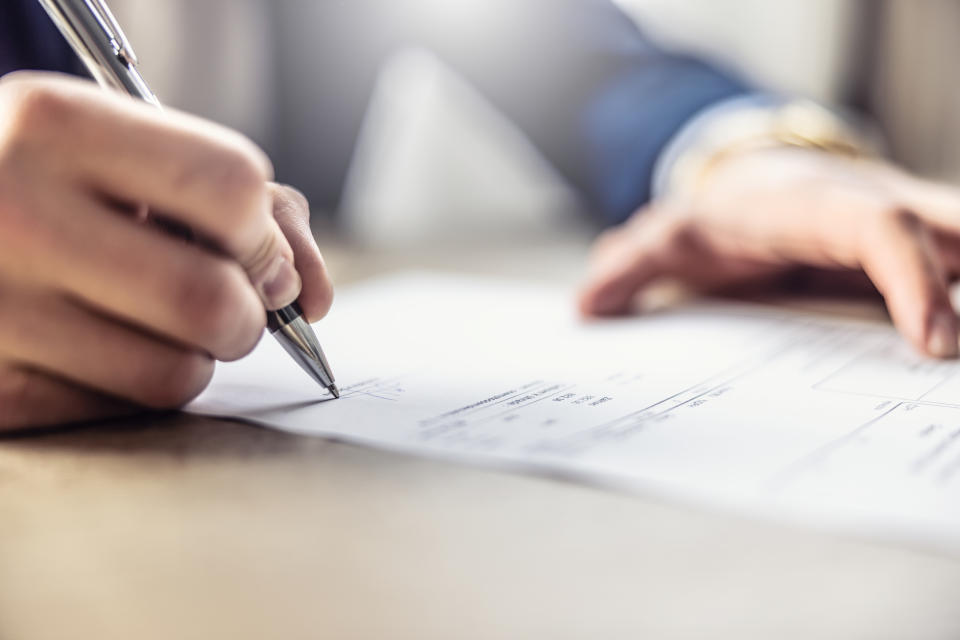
(104, 0, 960, 258)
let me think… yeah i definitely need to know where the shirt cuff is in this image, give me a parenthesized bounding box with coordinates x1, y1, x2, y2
(651, 94, 790, 199)
(651, 94, 873, 200)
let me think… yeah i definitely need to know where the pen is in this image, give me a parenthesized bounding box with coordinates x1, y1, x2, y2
(37, 0, 340, 399)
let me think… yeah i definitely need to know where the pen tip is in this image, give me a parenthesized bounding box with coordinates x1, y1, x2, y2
(328, 384, 341, 399)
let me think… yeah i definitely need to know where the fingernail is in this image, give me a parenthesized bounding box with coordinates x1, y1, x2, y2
(927, 312, 959, 358)
(260, 255, 301, 309)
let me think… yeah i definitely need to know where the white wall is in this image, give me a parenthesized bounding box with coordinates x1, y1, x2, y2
(109, 0, 274, 145)
(613, 0, 858, 104)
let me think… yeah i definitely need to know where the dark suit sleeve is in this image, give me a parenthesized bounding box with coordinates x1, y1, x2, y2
(401, 0, 751, 225)
(0, 0, 82, 77)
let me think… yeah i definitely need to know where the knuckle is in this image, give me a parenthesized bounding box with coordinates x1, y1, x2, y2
(660, 218, 697, 249)
(880, 206, 922, 231)
(0, 79, 71, 146)
(0, 70, 51, 88)
(173, 261, 263, 357)
(224, 322, 264, 361)
(212, 148, 270, 214)
(208, 156, 271, 240)
(229, 133, 273, 181)
(220, 149, 268, 192)
(176, 264, 241, 338)
(138, 352, 214, 410)
(862, 206, 929, 257)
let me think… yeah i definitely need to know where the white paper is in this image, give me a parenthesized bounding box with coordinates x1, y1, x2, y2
(190, 273, 960, 552)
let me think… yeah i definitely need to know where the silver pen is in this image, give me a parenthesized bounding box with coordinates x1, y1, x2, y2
(37, 0, 340, 399)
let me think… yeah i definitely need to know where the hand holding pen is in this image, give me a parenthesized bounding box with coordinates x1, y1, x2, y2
(39, 0, 339, 397)
(0, 13, 335, 431)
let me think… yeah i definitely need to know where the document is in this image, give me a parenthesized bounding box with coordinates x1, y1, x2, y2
(190, 273, 960, 552)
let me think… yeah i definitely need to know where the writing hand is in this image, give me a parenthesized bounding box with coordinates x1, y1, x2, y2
(0, 73, 332, 430)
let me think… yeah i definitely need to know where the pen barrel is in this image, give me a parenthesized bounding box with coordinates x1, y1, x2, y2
(39, 0, 337, 395)
(270, 313, 337, 389)
(267, 303, 305, 333)
(40, 0, 159, 105)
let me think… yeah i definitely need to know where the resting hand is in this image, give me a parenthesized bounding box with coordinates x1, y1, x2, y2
(0, 72, 333, 430)
(580, 147, 960, 358)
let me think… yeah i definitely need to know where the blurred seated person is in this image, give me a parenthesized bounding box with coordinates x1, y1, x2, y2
(1, 0, 959, 430)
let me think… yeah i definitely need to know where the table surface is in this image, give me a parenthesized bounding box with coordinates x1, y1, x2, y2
(2, 240, 960, 640)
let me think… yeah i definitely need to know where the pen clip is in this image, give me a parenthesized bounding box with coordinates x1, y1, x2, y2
(83, 0, 138, 65)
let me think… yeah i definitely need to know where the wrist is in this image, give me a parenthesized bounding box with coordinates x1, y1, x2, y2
(659, 99, 879, 203)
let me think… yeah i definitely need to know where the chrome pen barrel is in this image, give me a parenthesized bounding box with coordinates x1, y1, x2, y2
(268, 305, 339, 397)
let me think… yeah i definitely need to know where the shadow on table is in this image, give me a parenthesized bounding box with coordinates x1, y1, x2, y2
(0, 411, 327, 460)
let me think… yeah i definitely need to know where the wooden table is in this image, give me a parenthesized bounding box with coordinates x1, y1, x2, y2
(2, 240, 960, 640)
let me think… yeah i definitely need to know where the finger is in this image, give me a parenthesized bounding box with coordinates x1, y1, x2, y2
(0, 365, 140, 433)
(0, 190, 266, 361)
(890, 173, 960, 236)
(858, 209, 958, 358)
(0, 72, 301, 310)
(237, 215, 303, 310)
(269, 184, 334, 321)
(932, 232, 960, 280)
(579, 210, 684, 316)
(0, 286, 215, 409)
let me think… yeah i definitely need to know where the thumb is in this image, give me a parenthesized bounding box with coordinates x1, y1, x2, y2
(579, 209, 679, 316)
(269, 184, 334, 322)
(240, 213, 302, 311)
